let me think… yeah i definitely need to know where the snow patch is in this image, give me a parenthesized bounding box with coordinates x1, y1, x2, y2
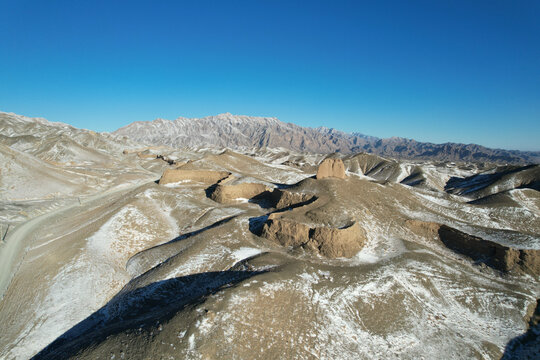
(231, 247, 263, 263)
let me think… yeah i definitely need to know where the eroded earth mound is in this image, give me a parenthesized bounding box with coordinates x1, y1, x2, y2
(406, 220, 540, 276)
(262, 219, 365, 258)
(210, 182, 271, 204)
(316, 158, 347, 179)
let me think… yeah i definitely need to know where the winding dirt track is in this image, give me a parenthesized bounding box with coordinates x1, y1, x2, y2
(0, 182, 151, 300)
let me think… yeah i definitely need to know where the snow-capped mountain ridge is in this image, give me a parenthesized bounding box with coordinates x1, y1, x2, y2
(114, 113, 540, 164)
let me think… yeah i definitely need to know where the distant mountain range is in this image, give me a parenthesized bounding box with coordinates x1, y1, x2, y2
(114, 113, 540, 164)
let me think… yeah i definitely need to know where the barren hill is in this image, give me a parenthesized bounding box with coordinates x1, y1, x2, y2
(114, 113, 540, 164)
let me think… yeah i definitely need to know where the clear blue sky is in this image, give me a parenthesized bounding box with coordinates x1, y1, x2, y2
(1, 0, 539, 151)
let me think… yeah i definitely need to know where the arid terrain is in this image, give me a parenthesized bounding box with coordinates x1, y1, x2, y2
(0, 111, 539, 359)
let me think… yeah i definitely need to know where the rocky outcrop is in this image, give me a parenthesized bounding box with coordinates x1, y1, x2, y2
(210, 183, 271, 204)
(158, 169, 231, 185)
(261, 219, 365, 258)
(406, 220, 540, 275)
(316, 158, 346, 179)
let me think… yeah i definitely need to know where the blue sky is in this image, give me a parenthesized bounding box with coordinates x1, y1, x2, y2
(1, 0, 539, 151)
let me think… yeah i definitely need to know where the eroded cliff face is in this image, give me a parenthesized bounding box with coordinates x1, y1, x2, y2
(406, 220, 540, 276)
